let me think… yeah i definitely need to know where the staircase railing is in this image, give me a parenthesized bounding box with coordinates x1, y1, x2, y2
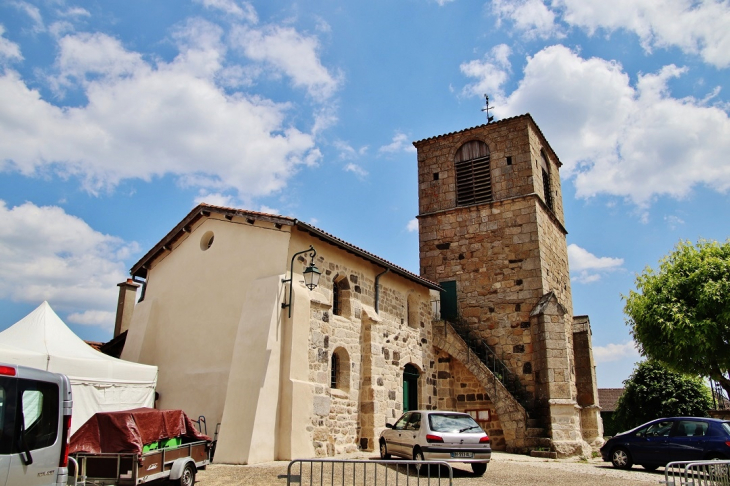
(445, 316, 532, 413)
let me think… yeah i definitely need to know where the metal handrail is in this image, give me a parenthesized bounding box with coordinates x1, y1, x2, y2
(446, 316, 531, 411)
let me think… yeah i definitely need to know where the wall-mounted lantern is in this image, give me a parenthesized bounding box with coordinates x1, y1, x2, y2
(282, 245, 321, 318)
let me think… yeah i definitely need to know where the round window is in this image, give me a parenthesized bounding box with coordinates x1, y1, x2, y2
(200, 231, 215, 251)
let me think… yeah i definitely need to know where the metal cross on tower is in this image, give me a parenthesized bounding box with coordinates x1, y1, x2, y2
(481, 94, 495, 123)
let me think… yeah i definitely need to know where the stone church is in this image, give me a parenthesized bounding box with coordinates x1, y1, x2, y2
(117, 113, 602, 464)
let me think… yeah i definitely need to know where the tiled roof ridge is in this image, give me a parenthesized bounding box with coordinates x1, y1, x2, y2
(412, 113, 562, 167)
(132, 203, 440, 290)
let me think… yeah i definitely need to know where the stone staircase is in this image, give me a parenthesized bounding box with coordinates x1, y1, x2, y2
(432, 320, 550, 453)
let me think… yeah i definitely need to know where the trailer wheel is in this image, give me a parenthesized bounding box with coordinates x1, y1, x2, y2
(173, 463, 196, 486)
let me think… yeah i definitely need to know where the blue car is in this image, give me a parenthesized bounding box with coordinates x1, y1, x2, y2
(601, 417, 730, 470)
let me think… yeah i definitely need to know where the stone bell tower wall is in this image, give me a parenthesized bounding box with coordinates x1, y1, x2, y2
(415, 115, 574, 399)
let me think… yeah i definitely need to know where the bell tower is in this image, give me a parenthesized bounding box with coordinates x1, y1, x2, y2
(415, 114, 602, 455)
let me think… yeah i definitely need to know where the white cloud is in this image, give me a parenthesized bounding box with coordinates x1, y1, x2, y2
(568, 244, 623, 271)
(344, 163, 368, 178)
(460, 44, 512, 99)
(11, 1, 44, 33)
(230, 23, 342, 101)
(194, 192, 238, 208)
(406, 219, 419, 232)
(492, 0, 562, 39)
(555, 0, 730, 69)
(0, 25, 22, 63)
(0, 201, 137, 328)
(488, 45, 730, 205)
(0, 21, 322, 200)
(378, 132, 416, 154)
(593, 341, 641, 364)
(67, 310, 116, 329)
(194, 0, 258, 23)
(664, 214, 685, 229)
(333, 140, 368, 160)
(568, 243, 623, 283)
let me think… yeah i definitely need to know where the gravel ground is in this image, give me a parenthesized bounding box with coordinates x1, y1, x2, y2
(195, 451, 663, 486)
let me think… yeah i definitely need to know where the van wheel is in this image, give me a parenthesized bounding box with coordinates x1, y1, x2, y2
(472, 462, 487, 476)
(174, 463, 196, 486)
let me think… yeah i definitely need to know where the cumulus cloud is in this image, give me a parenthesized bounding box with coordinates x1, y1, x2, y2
(460, 44, 512, 99)
(406, 218, 419, 232)
(492, 0, 562, 39)
(229, 23, 342, 101)
(0, 18, 327, 200)
(482, 45, 730, 205)
(0, 201, 137, 329)
(593, 340, 641, 364)
(378, 132, 416, 154)
(568, 243, 623, 283)
(555, 0, 730, 69)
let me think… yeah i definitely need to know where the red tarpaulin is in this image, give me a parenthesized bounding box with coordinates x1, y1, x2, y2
(69, 408, 211, 455)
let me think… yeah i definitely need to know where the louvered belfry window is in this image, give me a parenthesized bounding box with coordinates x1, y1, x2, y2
(455, 140, 492, 206)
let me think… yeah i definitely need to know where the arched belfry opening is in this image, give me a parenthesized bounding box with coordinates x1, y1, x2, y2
(403, 364, 420, 412)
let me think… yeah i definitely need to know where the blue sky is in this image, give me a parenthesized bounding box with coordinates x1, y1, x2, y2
(0, 0, 728, 388)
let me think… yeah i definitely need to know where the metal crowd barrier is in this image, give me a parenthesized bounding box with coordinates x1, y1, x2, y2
(663, 460, 730, 486)
(286, 459, 453, 486)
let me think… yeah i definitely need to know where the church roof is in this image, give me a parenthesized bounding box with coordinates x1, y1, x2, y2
(130, 203, 441, 291)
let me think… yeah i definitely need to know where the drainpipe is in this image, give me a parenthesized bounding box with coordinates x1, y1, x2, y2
(374, 268, 390, 313)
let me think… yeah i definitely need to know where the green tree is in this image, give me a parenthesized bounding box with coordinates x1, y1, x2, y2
(624, 239, 730, 396)
(613, 360, 712, 431)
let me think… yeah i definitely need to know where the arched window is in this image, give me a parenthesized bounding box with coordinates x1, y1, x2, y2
(333, 280, 341, 316)
(540, 150, 553, 211)
(331, 347, 350, 392)
(332, 275, 351, 317)
(455, 140, 492, 206)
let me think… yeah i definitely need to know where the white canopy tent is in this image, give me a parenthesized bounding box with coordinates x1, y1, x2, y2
(0, 301, 158, 434)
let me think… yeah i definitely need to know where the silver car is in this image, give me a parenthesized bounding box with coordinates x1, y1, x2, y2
(379, 410, 491, 476)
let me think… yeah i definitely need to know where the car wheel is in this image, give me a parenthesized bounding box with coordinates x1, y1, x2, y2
(174, 463, 196, 486)
(471, 462, 488, 476)
(379, 440, 391, 459)
(642, 464, 658, 471)
(413, 449, 427, 475)
(611, 447, 633, 469)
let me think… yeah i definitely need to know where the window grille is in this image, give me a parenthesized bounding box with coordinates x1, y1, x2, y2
(455, 141, 492, 206)
(330, 353, 339, 388)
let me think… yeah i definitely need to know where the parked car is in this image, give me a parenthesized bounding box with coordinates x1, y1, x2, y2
(379, 410, 491, 476)
(600, 417, 730, 470)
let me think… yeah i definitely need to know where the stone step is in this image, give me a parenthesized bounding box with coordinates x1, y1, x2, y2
(525, 437, 552, 448)
(530, 450, 558, 459)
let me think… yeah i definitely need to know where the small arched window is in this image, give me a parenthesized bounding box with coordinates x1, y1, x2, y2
(332, 276, 351, 317)
(540, 150, 553, 210)
(330, 347, 350, 392)
(455, 140, 492, 206)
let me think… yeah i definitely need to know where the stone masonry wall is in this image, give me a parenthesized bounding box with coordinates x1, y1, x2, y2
(416, 116, 573, 402)
(433, 349, 507, 450)
(305, 251, 437, 456)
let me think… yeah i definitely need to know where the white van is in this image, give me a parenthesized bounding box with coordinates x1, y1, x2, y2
(0, 363, 73, 486)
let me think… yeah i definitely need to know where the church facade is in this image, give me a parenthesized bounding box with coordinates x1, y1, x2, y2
(119, 114, 602, 464)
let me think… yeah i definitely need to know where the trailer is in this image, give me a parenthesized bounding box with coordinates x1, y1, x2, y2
(70, 439, 210, 486)
(67, 408, 212, 486)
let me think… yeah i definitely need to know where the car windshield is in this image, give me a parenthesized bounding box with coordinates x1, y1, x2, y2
(428, 413, 483, 433)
